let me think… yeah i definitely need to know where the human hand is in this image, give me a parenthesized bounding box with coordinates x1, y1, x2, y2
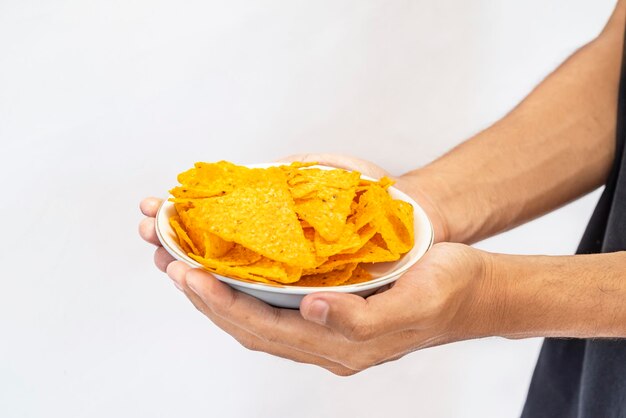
(161, 242, 493, 376)
(138, 155, 471, 375)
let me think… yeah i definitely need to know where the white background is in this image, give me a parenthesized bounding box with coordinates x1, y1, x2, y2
(0, 1, 617, 417)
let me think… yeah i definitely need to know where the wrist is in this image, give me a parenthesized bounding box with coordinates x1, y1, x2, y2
(449, 246, 503, 340)
(423, 244, 499, 343)
(397, 170, 451, 243)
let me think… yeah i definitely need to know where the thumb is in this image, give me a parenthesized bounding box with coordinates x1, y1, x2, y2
(300, 285, 415, 341)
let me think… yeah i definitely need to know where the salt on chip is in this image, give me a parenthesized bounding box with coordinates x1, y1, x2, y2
(350, 185, 387, 230)
(168, 161, 414, 287)
(339, 223, 378, 255)
(350, 184, 413, 255)
(295, 263, 358, 287)
(294, 186, 356, 242)
(342, 265, 373, 285)
(314, 223, 362, 258)
(303, 240, 399, 275)
(169, 185, 228, 199)
(372, 205, 414, 255)
(216, 244, 262, 266)
(391, 200, 415, 244)
(189, 254, 302, 284)
(176, 205, 234, 258)
(188, 168, 316, 268)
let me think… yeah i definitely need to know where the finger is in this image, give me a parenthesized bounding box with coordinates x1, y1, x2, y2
(166, 260, 192, 290)
(139, 217, 160, 246)
(300, 272, 429, 342)
(175, 270, 357, 375)
(184, 268, 354, 361)
(154, 247, 175, 273)
(140, 197, 162, 217)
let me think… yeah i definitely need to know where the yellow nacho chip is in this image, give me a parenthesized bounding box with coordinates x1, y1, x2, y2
(357, 176, 395, 190)
(341, 265, 373, 285)
(188, 168, 316, 268)
(372, 201, 414, 255)
(216, 244, 262, 266)
(169, 185, 228, 199)
(167, 161, 414, 287)
(391, 200, 415, 244)
(294, 185, 356, 242)
(176, 205, 234, 258)
(169, 215, 198, 255)
(294, 263, 358, 287)
(339, 223, 378, 254)
(287, 167, 361, 189)
(350, 184, 388, 230)
(303, 240, 399, 274)
(189, 254, 302, 284)
(313, 223, 362, 258)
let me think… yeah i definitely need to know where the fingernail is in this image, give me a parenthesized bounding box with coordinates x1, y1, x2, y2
(305, 300, 329, 324)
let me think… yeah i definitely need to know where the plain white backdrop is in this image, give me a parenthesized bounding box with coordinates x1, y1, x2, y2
(0, 1, 618, 417)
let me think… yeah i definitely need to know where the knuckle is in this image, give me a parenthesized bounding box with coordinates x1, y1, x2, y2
(344, 356, 372, 372)
(342, 347, 382, 371)
(430, 241, 460, 255)
(258, 309, 282, 344)
(213, 289, 238, 316)
(328, 366, 358, 377)
(345, 320, 374, 342)
(238, 337, 261, 352)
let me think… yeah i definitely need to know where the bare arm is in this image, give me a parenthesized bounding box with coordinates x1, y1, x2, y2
(404, 1, 626, 244)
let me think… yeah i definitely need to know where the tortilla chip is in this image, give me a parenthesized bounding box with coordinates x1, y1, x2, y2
(288, 167, 361, 189)
(342, 265, 373, 285)
(167, 161, 413, 287)
(216, 244, 262, 266)
(189, 254, 302, 284)
(176, 205, 233, 258)
(372, 203, 414, 255)
(169, 185, 228, 199)
(188, 168, 316, 268)
(303, 240, 399, 274)
(339, 223, 378, 255)
(169, 215, 198, 255)
(314, 223, 362, 258)
(294, 263, 358, 287)
(294, 185, 356, 241)
(350, 185, 388, 230)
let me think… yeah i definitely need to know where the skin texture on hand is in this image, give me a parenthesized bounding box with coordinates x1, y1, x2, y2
(139, 193, 490, 375)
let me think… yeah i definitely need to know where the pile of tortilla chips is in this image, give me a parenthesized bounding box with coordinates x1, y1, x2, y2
(168, 161, 414, 287)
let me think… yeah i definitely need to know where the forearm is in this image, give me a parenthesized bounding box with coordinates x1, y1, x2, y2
(473, 251, 626, 340)
(402, 4, 625, 244)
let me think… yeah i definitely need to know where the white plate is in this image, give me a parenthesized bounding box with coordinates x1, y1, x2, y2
(155, 163, 434, 309)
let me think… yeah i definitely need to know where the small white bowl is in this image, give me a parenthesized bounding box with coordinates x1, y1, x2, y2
(155, 163, 434, 309)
